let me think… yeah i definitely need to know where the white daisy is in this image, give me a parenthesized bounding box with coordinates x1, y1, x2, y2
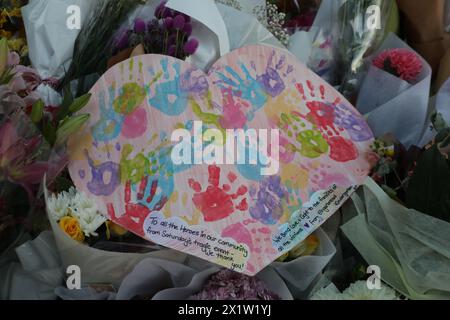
(341, 281, 398, 300)
(47, 188, 106, 237)
(47, 189, 73, 220)
(310, 284, 343, 300)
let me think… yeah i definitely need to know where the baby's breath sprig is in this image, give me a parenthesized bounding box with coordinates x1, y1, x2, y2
(253, 3, 290, 47)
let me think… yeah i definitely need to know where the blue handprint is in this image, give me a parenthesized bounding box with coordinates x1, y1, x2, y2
(92, 85, 124, 142)
(215, 63, 267, 119)
(148, 59, 189, 116)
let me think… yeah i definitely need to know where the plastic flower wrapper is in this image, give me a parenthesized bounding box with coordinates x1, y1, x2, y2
(20, 0, 95, 106)
(288, 0, 340, 84)
(336, 0, 396, 101)
(0, 231, 64, 300)
(310, 280, 399, 300)
(341, 178, 450, 299)
(355, 33, 432, 149)
(54, 258, 293, 300)
(61, 0, 145, 96)
(271, 228, 336, 299)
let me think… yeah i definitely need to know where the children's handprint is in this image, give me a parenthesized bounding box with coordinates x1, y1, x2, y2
(218, 87, 248, 129)
(256, 50, 293, 98)
(296, 82, 359, 162)
(280, 112, 329, 159)
(188, 165, 248, 222)
(215, 63, 267, 114)
(148, 59, 189, 116)
(106, 180, 151, 237)
(113, 82, 146, 115)
(249, 176, 289, 225)
(92, 85, 124, 142)
(85, 150, 121, 197)
(334, 103, 373, 142)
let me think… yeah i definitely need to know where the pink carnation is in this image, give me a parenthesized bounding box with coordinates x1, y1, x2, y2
(373, 48, 422, 83)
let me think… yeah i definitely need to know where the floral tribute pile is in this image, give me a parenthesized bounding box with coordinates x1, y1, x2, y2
(0, 0, 449, 301)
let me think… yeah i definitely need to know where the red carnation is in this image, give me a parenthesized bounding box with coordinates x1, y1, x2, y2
(373, 48, 423, 83)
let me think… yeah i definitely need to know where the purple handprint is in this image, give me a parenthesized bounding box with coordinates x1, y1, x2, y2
(334, 103, 374, 142)
(249, 176, 289, 225)
(256, 50, 292, 98)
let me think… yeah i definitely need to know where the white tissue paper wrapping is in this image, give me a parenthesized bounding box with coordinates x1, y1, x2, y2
(43, 184, 187, 288)
(356, 33, 432, 148)
(341, 178, 450, 300)
(55, 259, 294, 300)
(0, 231, 63, 300)
(21, 0, 96, 105)
(271, 228, 336, 299)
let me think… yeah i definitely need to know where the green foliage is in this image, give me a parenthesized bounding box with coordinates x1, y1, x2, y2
(406, 113, 450, 222)
(32, 86, 91, 147)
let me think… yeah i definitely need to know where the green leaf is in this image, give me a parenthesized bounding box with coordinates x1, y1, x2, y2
(55, 85, 74, 122)
(406, 145, 450, 222)
(0, 38, 8, 76)
(30, 100, 45, 124)
(69, 93, 91, 113)
(42, 121, 57, 146)
(55, 114, 90, 146)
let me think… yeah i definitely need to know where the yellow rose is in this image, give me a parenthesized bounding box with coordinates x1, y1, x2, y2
(59, 216, 85, 243)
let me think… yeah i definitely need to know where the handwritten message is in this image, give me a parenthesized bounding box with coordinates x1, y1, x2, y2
(273, 185, 358, 252)
(144, 212, 250, 271)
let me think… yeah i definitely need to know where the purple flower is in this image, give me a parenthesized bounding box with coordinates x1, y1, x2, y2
(192, 270, 281, 300)
(163, 17, 173, 29)
(173, 14, 185, 30)
(183, 23, 193, 36)
(162, 8, 174, 18)
(134, 18, 146, 33)
(183, 38, 199, 55)
(154, 0, 168, 18)
(167, 45, 177, 56)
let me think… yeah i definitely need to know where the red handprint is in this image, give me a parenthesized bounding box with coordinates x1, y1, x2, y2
(188, 165, 248, 222)
(295, 81, 359, 163)
(107, 179, 167, 237)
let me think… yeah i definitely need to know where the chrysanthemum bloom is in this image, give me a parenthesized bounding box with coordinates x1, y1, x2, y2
(373, 48, 423, 83)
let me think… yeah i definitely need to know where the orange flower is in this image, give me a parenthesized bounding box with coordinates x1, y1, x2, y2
(59, 216, 85, 242)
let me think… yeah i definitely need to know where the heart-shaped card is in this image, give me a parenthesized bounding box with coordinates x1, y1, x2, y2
(68, 44, 374, 275)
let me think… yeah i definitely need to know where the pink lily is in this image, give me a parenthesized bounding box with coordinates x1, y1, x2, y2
(0, 118, 49, 199)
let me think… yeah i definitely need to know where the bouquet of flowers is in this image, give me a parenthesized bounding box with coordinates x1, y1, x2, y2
(0, 37, 91, 255)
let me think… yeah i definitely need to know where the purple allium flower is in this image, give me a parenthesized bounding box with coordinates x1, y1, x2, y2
(173, 14, 186, 30)
(183, 38, 199, 55)
(115, 31, 130, 50)
(134, 18, 146, 33)
(163, 17, 173, 29)
(183, 14, 191, 23)
(192, 270, 281, 300)
(167, 45, 177, 56)
(183, 23, 193, 36)
(154, 0, 168, 18)
(162, 9, 174, 18)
